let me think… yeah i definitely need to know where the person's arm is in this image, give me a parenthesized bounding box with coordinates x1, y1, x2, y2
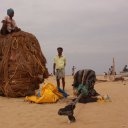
(1, 20, 6, 23)
(1, 20, 8, 35)
(13, 19, 17, 28)
(1, 20, 6, 27)
(1, 20, 7, 27)
(64, 57, 66, 67)
(53, 63, 56, 75)
(4, 16, 11, 24)
(12, 19, 21, 31)
(53, 57, 56, 75)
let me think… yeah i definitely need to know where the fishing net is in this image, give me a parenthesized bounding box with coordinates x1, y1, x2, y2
(0, 31, 48, 97)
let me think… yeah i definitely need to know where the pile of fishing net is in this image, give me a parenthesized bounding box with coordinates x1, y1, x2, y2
(0, 31, 48, 97)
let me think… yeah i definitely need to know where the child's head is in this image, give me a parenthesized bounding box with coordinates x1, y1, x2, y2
(57, 47, 63, 51)
(57, 47, 63, 56)
(7, 8, 14, 18)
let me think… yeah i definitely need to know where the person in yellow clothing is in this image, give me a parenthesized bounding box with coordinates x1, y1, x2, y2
(53, 47, 66, 90)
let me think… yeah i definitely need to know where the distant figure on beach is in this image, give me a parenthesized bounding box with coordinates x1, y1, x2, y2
(104, 72, 108, 79)
(108, 66, 116, 81)
(108, 68, 111, 76)
(72, 69, 100, 102)
(0, 8, 21, 35)
(123, 65, 128, 72)
(108, 66, 114, 75)
(110, 66, 113, 75)
(72, 66, 76, 76)
(53, 47, 66, 90)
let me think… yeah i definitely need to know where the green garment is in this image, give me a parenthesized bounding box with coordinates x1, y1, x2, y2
(77, 84, 89, 96)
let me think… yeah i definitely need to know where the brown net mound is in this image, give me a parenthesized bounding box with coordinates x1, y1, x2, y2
(0, 31, 49, 97)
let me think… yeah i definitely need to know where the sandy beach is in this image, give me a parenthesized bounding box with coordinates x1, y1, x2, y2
(0, 75, 128, 128)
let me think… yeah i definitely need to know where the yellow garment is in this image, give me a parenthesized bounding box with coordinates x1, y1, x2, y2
(25, 83, 63, 103)
(54, 55, 66, 69)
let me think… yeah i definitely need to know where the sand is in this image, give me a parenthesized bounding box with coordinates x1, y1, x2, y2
(0, 75, 128, 128)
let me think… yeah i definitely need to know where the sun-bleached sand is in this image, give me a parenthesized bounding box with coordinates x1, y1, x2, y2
(0, 75, 128, 128)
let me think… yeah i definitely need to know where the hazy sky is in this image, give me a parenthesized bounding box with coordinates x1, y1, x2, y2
(0, 0, 128, 74)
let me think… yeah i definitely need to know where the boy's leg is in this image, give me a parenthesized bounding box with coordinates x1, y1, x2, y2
(56, 69, 60, 88)
(56, 78, 60, 88)
(62, 77, 65, 90)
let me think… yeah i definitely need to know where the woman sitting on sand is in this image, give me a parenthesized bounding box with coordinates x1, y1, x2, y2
(72, 69, 100, 102)
(58, 69, 101, 122)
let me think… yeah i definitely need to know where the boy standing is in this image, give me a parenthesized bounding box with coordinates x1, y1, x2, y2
(53, 47, 66, 90)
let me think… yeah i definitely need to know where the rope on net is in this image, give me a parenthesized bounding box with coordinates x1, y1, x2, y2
(0, 31, 48, 97)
